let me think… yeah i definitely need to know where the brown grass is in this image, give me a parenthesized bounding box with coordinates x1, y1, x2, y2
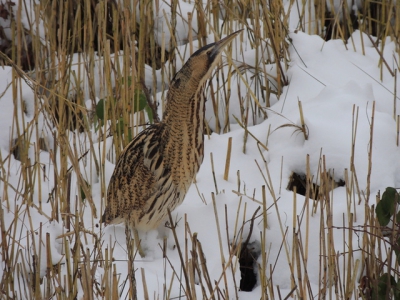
(0, 0, 399, 299)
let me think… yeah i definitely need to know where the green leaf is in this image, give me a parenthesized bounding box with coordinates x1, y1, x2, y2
(121, 76, 132, 87)
(115, 118, 124, 136)
(395, 237, 400, 265)
(377, 273, 396, 298)
(395, 278, 400, 299)
(115, 118, 133, 140)
(93, 114, 100, 132)
(96, 98, 106, 121)
(80, 180, 90, 201)
(127, 128, 133, 142)
(144, 105, 154, 124)
(376, 187, 398, 226)
(376, 202, 391, 226)
(382, 187, 399, 204)
(133, 89, 147, 112)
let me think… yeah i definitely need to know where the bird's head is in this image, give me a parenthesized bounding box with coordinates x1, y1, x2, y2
(192, 29, 242, 75)
(163, 29, 243, 122)
(170, 30, 243, 91)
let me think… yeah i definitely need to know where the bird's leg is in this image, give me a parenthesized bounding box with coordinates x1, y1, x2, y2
(125, 221, 137, 300)
(133, 227, 146, 258)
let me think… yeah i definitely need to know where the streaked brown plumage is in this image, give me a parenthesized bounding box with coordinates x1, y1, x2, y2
(102, 30, 242, 256)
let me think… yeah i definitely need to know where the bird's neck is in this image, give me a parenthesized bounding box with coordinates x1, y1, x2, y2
(162, 75, 206, 126)
(162, 75, 206, 189)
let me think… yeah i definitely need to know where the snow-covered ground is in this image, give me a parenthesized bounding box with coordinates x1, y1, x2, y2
(1, 0, 399, 299)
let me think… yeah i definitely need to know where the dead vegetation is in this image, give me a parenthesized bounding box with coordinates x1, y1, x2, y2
(0, 0, 399, 299)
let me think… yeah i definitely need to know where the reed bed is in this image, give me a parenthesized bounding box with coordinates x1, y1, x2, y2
(0, 0, 399, 299)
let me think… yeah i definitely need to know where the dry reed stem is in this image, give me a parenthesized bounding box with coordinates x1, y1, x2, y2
(210, 152, 219, 195)
(223, 137, 232, 181)
(0, 0, 399, 298)
(397, 115, 400, 147)
(365, 101, 375, 202)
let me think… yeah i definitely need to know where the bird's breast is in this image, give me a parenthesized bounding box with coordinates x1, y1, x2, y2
(165, 122, 204, 190)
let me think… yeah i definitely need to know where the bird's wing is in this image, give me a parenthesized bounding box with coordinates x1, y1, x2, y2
(103, 123, 171, 225)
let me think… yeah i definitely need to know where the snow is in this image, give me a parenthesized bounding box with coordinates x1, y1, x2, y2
(138, 0, 199, 51)
(1, 1, 400, 299)
(0, 0, 45, 45)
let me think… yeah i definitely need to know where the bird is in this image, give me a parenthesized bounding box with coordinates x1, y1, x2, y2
(102, 29, 242, 257)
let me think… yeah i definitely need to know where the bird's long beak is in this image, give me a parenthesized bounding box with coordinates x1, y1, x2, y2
(210, 29, 243, 58)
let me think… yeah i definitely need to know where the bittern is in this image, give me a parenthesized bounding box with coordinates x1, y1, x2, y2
(102, 30, 242, 257)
